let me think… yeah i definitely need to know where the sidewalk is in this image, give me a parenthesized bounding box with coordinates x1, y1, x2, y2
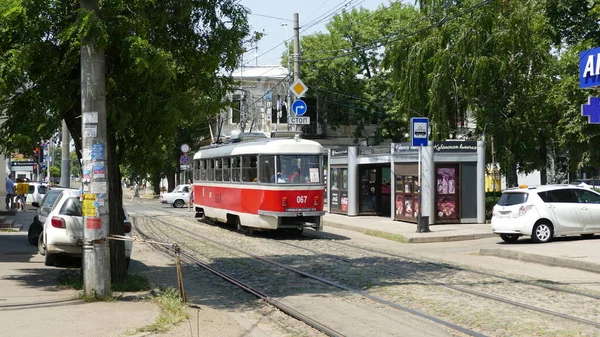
(321, 212, 600, 274)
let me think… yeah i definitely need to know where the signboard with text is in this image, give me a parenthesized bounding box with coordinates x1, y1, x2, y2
(580, 47, 600, 89)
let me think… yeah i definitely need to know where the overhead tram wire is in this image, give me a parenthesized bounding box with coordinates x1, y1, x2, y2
(303, 0, 465, 60)
(302, 0, 494, 63)
(300, 0, 366, 34)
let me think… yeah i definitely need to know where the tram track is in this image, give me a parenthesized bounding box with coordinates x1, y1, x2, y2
(136, 221, 344, 337)
(274, 240, 600, 329)
(136, 214, 490, 337)
(129, 205, 599, 336)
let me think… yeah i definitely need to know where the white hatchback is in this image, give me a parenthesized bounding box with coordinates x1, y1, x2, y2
(39, 189, 133, 267)
(159, 184, 190, 208)
(491, 185, 600, 243)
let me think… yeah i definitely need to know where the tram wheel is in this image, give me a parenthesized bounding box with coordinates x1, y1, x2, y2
(235, 217, 243, 232)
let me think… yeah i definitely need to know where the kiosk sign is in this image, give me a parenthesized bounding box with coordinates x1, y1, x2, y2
(580, 47, 600, 89)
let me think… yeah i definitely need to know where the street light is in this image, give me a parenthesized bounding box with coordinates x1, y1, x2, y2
(281, 22, 291, 130)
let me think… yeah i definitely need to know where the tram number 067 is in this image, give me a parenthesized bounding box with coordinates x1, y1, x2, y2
(296, 196, 307, 204)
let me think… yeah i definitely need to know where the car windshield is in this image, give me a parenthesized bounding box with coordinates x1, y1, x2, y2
(42, 190, 62, 207)
(497, 192, 528, 206)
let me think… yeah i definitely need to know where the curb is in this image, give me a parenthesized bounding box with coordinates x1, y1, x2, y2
(409, 233, 496, 243)
(479, 248, 600, 274)
(323, 221, 496, 244)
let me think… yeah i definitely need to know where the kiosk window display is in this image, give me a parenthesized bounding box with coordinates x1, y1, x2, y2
(330, 167, 349, 213)
(395, 175, 419, 221)
(435, 165, 460, 223)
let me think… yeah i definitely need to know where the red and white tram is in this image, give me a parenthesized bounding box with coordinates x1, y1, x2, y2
(191, 133, 326, 234)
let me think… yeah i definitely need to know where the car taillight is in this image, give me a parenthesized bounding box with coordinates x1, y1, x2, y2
(314, 196, 319, 206)
(124, 221, 132, 233)
(51, 216, 65, 228)
(282, 197, 287, 207)
(518, 205, 527, 216)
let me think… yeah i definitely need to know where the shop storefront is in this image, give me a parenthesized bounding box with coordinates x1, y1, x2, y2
(327, 141, 485, 224)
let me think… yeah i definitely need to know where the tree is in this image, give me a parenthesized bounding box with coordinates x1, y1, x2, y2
(385, 0, 556, 186)
(0, 0, 251, 281)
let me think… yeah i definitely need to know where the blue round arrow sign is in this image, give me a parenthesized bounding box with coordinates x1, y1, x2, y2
(292, 100, 307, 116)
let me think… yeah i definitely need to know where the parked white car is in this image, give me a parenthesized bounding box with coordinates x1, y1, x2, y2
(27, 182, 48, 204)
(491, 184, 600, 243)
(28, 188, 64, 245)
(159, 184, 190, 208)
(38, 189, 133, 267)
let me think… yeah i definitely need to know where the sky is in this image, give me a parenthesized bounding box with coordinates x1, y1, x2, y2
(238, 0, 392, 67)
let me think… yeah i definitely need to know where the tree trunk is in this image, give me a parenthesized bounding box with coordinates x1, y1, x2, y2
(107, 127, 127, 282)
(507, 164, 519, 188)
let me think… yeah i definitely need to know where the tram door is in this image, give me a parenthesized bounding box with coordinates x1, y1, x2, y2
(359, 165, 391, 216)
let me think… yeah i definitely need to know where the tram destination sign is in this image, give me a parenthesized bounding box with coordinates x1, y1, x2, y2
(290, 116, 310, 125)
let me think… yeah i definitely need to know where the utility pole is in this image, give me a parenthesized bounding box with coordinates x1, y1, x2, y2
(60, 120, 70, 187)
(81, 0, 110, 298)
(292, 13, 300, 132)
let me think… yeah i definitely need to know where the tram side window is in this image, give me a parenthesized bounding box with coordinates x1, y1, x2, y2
(259, 155, 275, 183)
(242, 155, 257, 182)
(200, 160, 206, 181)
(215, 158, 222, 181)
(193, 160, 199, 181)
(231, 156, 241, 182)
(222, 157, 231, 182)
(207, 159, 214, 181)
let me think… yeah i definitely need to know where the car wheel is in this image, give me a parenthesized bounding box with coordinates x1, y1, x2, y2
(173, 199, 184, 208)
(531, 222, 553, 243)
(44, 252, 57, 266)
(500, 233, 520, 243)
(38, 232, 46, 256)
(28, 224, 38, 245)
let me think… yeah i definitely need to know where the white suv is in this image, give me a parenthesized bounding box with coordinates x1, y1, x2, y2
(492, 185, 600, 243)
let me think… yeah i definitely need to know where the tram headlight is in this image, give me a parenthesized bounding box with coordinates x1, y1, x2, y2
(314, 196, 319, 206)
(282, 197, 287, 207)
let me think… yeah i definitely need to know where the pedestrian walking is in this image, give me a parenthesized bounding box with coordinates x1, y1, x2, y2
(131, 181, 142, 203)
(187, 179, 194, 211)
(5, 174, 15, 210)
(15, 178, 29, 211)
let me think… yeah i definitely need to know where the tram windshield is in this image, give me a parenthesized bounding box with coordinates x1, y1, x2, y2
(261, 155, 322, 184)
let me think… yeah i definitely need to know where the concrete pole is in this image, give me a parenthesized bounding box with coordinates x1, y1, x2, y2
(292, 13, 300, 132)
(347, 146, 358, 216)
(81, 0, 110, 298)
(60, 120, 70, 187)
(477, 140, 486, 224)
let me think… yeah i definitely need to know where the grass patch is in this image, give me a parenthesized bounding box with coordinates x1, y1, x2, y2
(57, 269, 83, 289)
(112, 274, 151, 292)
(135, 288, 189, 334)
(362, 229, 408, 243)
(58, 270, 151, 293)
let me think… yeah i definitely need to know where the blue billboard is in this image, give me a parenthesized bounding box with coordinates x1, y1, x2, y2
(580, 47, 600, 89)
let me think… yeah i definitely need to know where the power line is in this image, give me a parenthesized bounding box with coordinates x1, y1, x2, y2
(303, 0, 494, 63)
(249, 13, 292, 22)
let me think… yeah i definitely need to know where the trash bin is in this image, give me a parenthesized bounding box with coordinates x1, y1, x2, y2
(416, 216, 430, 233)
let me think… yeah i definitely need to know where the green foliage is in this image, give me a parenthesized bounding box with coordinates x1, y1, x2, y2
(136, 288, 188, 334)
